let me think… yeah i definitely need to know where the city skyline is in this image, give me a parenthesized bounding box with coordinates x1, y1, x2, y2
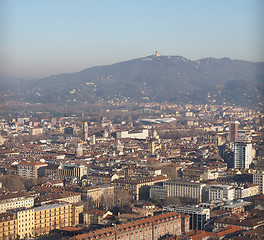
(1, 0, 264, 78)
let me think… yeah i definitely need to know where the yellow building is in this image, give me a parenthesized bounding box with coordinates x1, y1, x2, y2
(0, 212, 17, 240)
(71, 204, 83, 226)
(34, 203, 72, 236)
(16, 208, 35, 239)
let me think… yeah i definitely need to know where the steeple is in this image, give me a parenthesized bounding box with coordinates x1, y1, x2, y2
(153, 51, 160, 57)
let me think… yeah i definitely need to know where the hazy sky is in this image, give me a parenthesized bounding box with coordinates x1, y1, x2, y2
(1, 0, 264, 78)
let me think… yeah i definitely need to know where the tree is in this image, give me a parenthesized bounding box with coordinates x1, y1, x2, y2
(163, 196, 182, 207)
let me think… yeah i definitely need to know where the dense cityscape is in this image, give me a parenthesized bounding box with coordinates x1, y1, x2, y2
(0, 103, 263, 239)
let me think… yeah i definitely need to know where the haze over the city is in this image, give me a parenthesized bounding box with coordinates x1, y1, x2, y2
(1, 0, 264, 78)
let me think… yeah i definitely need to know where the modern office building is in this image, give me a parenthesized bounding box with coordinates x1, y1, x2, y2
(234, 135, 252, 169)
(165, 205, 210, 230)
(58, 164, 87, 180)
(208, 185, 235, 201)
(150, 180, 206, 203)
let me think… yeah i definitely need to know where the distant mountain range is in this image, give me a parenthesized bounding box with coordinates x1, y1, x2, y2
(1, 54, 264, 106)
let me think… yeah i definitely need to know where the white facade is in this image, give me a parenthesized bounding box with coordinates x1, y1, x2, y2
(209, 185, 235, 201)
(253, 170, 264, 194)
(150, 180, 206, 203)
(234, 135, 252, 169)
(0, 194, 35, 213)
(116, 129, 149, 139)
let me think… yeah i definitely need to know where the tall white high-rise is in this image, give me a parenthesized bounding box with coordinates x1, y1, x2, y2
(234, 134, 252, 169)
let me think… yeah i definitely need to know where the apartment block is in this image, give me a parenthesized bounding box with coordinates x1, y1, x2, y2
(208, 185, 235, 201)
(164, 206, 210, 230)
(70, 212, 190, 240)
(15, 208, 35, 239)
(0, 212, 17, 240)
(17, 162, 48, 179)
(0, 192, 35, 213)
(34, 203, 72, 236)
(113, 176, 169, 200)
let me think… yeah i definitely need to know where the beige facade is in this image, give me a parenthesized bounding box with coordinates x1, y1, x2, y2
(34, 203, 72, 236)
(253, 170, 264, 194)
(17, 162, 48, 179)
(0, 213, 17, 240)
(71, 204, 83, 226)
(16, 208, 35, 239)
(164, 180, 206, 203)
(113, 176, 169, 200)
(71, 212, 190, 240)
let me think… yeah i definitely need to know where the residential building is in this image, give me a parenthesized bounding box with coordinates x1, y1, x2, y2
(34, 203, 72, 236)
(229, 120, 239, 142)
(87, 173, 119, 185)
(17, 161, 48, 179)
(253, 161, 264, 194)
(113, 176, 169, 200)
(14, 208, 35, 239)
(209, 185, 235, 201)
(0, 212, 17, 240)
(70, 212, 190, 240)
(0, 192, 35, 213)
(234, 135, 252, 169)
(79, 185, 114, 206)
(235, 184, 259, 199)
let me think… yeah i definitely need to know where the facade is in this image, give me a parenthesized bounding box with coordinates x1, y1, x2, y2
(70, 212, 190, 240)
(0, 192, 35, 213)
(87, 173, 119, 185)
(71, 204, 84, 226)
(79, 185, 114, 206)
(150, 180, 206, 203)
(113, 176, 169, 200)
(208, 185, 235, 201)
(0, 212, 17, 240)
(165, 206, 210, 230)
(17, 162, 48, 179)
(58, 164, 87, 180)
(235, 184, 259, 199)
(234, 135, 252, 169)
(229, 120, 239, 142)
(15, 208, 35, 239)
(83, 209, 109, 225)
(116, 129, 149, 140)
(29, 127, 43, 136)
(34, 203, 72, 236)
(44, 164, 59, 180)
(253, 162, 264, 194)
